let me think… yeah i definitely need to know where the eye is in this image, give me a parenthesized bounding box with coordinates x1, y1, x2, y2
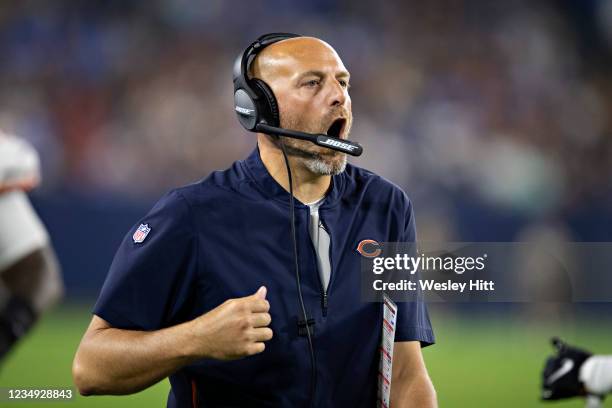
(339, 79, 350, 89)
(303, 79, 320, 88)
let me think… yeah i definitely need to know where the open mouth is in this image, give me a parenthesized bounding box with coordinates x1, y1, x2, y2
(326, 118, 346, 138)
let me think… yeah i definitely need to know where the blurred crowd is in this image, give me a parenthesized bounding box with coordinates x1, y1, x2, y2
(1, 0, 611, 241)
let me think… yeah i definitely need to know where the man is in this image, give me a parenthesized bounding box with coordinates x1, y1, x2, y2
(73, 35, 436, 407)
(0, 131, 63, 362)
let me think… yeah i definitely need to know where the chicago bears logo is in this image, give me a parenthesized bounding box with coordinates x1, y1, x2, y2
(356, 239, 381, 258)
(133, 223, 151, 243)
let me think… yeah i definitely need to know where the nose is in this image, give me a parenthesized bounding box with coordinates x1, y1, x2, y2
(327, 79, 346, 107)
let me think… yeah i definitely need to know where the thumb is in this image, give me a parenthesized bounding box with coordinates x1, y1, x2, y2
(254, 286, 267, 300)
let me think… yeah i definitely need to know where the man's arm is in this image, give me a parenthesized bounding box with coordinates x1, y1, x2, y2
(72, 287, 272, 396)
(390, 341, 437, 408)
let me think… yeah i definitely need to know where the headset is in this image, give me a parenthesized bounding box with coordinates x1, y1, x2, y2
(233, 32, 363, 156)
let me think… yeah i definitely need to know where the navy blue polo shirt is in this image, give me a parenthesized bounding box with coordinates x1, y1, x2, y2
(94, 145, 434, 407)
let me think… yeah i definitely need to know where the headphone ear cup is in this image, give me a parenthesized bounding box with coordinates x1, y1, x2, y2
(251, 78, 280, 127)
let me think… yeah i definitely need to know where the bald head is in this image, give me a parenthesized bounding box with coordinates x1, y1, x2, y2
(250, 37, 347, 83)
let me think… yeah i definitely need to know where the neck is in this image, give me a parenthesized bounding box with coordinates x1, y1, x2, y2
(258, 134, 331, 204)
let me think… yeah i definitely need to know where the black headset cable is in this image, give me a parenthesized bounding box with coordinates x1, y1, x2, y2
(279, 139, 317, 408)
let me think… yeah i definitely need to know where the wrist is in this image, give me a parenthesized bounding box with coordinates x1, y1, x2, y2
(180, 315, 212, 361)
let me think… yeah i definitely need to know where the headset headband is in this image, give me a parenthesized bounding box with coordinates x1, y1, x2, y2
(233, 33, 301, 96)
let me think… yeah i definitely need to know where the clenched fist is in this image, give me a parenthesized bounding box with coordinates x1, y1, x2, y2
(188, 286, 273, 361)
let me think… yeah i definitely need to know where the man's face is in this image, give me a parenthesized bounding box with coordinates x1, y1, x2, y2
(253, 38, 353, 176)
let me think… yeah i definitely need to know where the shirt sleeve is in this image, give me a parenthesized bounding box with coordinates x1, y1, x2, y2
(93, 189, 198, 330)
(394, 195, 435, 347)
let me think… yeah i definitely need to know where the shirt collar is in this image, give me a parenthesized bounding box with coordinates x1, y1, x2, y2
(242, 144, 345, 207)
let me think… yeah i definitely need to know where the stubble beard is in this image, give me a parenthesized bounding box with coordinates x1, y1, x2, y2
(274, 111, 352, 176)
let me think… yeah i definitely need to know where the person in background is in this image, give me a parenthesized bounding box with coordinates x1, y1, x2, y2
(0, 130, 63, 362)
(542, 338, 612, 408)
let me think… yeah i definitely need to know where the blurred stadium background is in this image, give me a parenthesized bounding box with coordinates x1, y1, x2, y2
(1, 0, 611, 406)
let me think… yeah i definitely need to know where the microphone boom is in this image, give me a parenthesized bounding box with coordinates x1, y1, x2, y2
(255, 123, 363, 156)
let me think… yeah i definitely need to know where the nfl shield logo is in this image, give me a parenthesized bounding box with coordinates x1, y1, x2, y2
(133, 223, 151, 243)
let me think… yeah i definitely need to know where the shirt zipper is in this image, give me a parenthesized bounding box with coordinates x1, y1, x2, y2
(319, 210, 332, 318)
(305, 205, 331, 318)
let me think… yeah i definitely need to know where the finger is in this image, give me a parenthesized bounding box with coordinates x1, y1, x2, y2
(251, 327, 273, 342)
(249, 286, 266, 300)
(256, 286, 267, 299)
(248, 298, 270, 313)
(246, 342, 265, 356)
(250, 312, 271, 328)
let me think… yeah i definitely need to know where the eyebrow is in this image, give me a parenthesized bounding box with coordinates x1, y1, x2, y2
(297, 70, 351, 80)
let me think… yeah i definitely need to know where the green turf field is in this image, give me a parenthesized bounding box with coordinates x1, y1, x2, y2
(0, 304, 610, 407)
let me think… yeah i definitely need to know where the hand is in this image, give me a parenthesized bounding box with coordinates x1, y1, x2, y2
(542, 337, 592, 400)
(188, 286, 273, 361)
